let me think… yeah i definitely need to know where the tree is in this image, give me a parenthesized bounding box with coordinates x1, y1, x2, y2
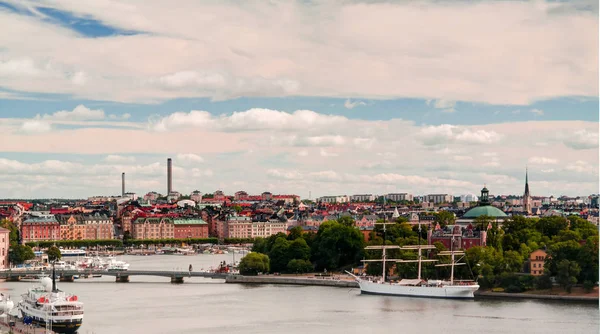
(238, 252, 270, 275)
(122, 231, 132, 243)
(232, 205, 243, 214)
(0, 219, 19, 247)
(337, 216, 356, 227)
(288, 238, 311, 261)
(287, 259, 313, 274)
(46, 246, 62, 263)
(268, 237, 291, 273)
(311, 220, 365, 271)
(287, 226, 303, 241)
(434, 211, 455, 228)
(9, 245, 35, 265)
(556, 259, 581, 293)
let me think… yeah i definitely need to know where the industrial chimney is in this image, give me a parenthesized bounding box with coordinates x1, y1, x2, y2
(167, 158, 172, 194)
(122, 172, 125, 196)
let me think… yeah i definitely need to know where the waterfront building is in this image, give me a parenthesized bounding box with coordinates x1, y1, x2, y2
(317, 195, 350, 203)
(529, 249, 548, 276)
(21, 216, 60, 243)
(131, 217, 174, 239)
(0, 228, 9, 269)
(83, 213, 114, 240)
(173, 218, 209, 239)
(252, 221, 286, 238)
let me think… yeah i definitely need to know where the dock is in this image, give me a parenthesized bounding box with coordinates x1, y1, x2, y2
(0, 315, 56, 334)
(0, 269, 228, 284)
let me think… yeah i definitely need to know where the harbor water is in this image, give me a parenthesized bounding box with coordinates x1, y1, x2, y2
(1, 254, 597, 334)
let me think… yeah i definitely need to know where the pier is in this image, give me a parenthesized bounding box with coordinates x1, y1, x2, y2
(0, 269, 228, 284)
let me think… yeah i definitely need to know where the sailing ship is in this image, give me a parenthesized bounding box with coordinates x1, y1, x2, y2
(346, 207, 479, 299)
(17, 263, 84, 333)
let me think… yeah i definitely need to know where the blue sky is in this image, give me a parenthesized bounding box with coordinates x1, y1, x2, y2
(0, 0, 597, 199)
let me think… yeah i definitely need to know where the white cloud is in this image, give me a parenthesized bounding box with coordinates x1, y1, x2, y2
(419, 124, 501, 146)
(319, 149, 338, 157)
(541, 169, 555, 173)
(104, 155, 136, 163)
(563, 129, 599, 150)
(267, 169, 302, 180)
(108, 113, 131, 120)
(176, 153, 204, 165)
(297, 150, 308, 157)
(150, 108, 347, 132)
(565, 160, 596, 174)
(42, 105, 105, 121)
(528, 156, 558, 165)
(21, 120, 51, 134)
(0, 1, 596, 104)
(454, 155, 473, 161)
(344, 99, 366, 109)
(530, 108, 544, 116)
(429, 99, 456, 113)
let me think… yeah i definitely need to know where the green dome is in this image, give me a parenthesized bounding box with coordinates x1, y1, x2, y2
(463, 205, 507, 218)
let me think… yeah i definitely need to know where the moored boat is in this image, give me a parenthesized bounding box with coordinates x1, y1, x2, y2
(347, 207, 479, 299)
(17, 264, 84, 333)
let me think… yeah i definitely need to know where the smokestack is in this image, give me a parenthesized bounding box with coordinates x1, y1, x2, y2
(122, 172, 125, 196)
(167, 158, 172, 194)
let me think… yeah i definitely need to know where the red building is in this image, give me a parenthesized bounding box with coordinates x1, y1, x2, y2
(21, 216, 60, 242)
(173, 218, 209, 239)
(427, 223, 486, 250)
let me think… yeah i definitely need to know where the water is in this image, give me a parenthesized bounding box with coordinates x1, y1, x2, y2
(1, 254, 598, 334)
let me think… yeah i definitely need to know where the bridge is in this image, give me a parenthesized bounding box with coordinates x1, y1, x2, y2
(0, 269, 229, 283)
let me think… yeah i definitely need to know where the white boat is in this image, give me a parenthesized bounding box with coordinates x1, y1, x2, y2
(57, 249, 86, 257)
(347, 210, 479, 299)
(104, 257, 129, 271)
(0, 293, 14, 315)
(17, 264, 84, 333)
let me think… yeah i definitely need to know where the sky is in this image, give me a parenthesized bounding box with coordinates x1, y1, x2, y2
(0, 0, 598, 199)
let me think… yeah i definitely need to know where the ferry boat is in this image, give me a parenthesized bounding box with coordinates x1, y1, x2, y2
(57, 249, 87, 257)
(17, 264, 84, 333)
(105, 257, 129, 271)
(346, 210, 479, 299)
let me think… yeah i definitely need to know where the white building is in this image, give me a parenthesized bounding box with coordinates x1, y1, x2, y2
(386, 193, 413, 202)
(351, 194, 375, 202)
(460, 194, 479, 203)
(425, 194, 453, 204)
(317, 195, 350, 203)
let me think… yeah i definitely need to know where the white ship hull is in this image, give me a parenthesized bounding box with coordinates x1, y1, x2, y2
(357, 280, 479, 299)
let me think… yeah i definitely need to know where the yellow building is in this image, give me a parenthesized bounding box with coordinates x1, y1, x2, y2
(530, 249, 548, 276)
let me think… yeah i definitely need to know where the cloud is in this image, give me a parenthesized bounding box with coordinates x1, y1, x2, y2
(21, 120, 52, 134)
(528, 156, 558, 165)
(530, 109, 544, 116)
(150, 108, 348, 132)
(108, 113, 131, 120)
(42, 105, 105, 121)
(565, 160, 596, 174)
(319, 149, 338, 157)
(176, 153, 204, 165)
(267, 169, 302, 180)
(428, 99, 456, 113)
(419, 124, 501, 146)
(563, 129, 599, 150)
(344, 99, 366, 109)
(0, 1, 596, 104)
(104, 155, 136, 163)
(297, 150, 308, 157)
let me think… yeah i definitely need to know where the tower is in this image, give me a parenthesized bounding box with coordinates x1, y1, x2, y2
(167, 158, 172, 194)
(523, 168, 532, 215)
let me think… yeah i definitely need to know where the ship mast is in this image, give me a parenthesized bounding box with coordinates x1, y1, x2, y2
(362, 199, 400, 282)
(435, 232, 467, 285)
(397, 218, 436, 280)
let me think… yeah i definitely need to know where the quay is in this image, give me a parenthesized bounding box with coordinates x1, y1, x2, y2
(474, 290, 599, 303)
(225, 275, 360, 288)
(0, 316, 55, 334)
(0, 269, 228, 284)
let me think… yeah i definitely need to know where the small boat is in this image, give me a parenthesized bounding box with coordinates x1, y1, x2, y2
(0, 293, 14, 315)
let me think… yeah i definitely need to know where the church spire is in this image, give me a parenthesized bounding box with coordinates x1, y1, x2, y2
(524, 167, 530, 197)
(523, 167, 532, 214)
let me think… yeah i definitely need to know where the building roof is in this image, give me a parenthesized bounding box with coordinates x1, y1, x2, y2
(173, 218, 207, 225)
(462, 205, 508, 218)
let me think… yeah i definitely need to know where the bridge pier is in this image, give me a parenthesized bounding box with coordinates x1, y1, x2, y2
(116, 275, 130, 283)
(171, 276, 184, 284)
(60, 275, 74, 282)
(6, 276, 20, 282)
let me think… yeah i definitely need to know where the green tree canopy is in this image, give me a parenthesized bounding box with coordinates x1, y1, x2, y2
(287, 259, 313, 274)
(238, 252, 270, 275)
(311, 220, 365, 271)
(46, 246, 62, 262)
(9, 244, 35, 265)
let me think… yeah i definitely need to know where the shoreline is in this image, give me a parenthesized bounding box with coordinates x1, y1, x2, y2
(226, 275, 599, 303)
